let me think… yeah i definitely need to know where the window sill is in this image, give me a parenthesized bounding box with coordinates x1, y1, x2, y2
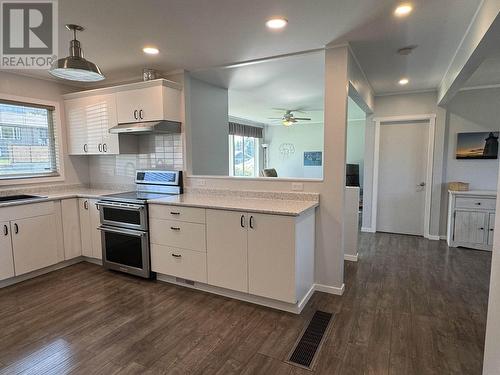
(0, 173, 64, 186)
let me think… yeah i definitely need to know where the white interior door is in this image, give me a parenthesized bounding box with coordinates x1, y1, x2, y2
(377, 122, 429, 236)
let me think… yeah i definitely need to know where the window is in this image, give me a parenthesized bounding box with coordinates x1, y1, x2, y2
(229, 134, 259, 177)
(0, 100, 59, 178)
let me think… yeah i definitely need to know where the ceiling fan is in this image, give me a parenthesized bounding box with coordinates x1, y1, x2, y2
(268, 109, 311, 127)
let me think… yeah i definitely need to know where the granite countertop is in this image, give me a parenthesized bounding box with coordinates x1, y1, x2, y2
(449, 190, 497, 196)
(148, 193, 319, 216)
(0, 188, 126, 208)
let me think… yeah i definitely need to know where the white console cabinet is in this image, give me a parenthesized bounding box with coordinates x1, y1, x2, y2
(447, 191, 496, 251)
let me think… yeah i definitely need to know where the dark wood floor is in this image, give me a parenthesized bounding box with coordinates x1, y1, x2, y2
(0, 232, 491, 374)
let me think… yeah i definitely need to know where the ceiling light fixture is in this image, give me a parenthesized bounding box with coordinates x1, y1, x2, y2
(394, 4, 413, 17)
(399, 78, 409, 85)
(49, 24, 105, 82)
(266, 17, 288, 29)
(143, 46, 159, 55)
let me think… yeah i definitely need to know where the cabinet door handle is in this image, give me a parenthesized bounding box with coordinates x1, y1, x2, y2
(14, 223, 18, 234)
(3, 225, 8, 236)
(249, 216, 254, 229)
(83, 144, 88, 153)
(98, 143, 102, 152)
(134, 110, 138, 120)
(480, 227, 485, 231)
(103, 143, 107, 153)
(139, 109, 144, 120)
(171, 253, 182, 258)
(170, 212, 180, 215)
(240, 215, 245, 228)
(84, 200, 88, 210)
(490, 228, 494, 232)
(170, 226, 180, 231)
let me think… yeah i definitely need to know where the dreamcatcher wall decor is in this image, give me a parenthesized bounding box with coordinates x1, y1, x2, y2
(279, 143, 295, 160)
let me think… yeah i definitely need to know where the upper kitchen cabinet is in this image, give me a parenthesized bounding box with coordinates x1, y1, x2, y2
(115, 80, 182, 124)
(65, 93, 119, 155)
(64, 79, 182, 155)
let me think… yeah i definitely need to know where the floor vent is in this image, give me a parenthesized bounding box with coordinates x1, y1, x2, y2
(287, 310, 333, 369)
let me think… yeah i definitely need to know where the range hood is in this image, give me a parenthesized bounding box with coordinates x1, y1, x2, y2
(109, 120, 181, 134)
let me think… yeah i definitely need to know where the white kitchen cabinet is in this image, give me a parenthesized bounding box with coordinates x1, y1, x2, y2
(488, 213, 496, 246)
(0, 221, 14, 281)
(79, 198, 101, 259)
(11, 214, 58, 276)
(247, 213, 297, 303)
(89, 199, 102, 260)
(65, 93, 119, 155)
(206, 210, 248, 293)
(448, 191, 496, 251)
(79, 198, 93, 257)
(115, 82, 182, 124)
(151, 245, 207, 283)
(61, 199, 82, 260)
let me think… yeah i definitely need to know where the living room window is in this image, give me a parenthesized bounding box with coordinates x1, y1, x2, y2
(0, 100, 59, 179)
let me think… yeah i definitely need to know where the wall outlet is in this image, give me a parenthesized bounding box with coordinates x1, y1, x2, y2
(291, 183, 304, 191)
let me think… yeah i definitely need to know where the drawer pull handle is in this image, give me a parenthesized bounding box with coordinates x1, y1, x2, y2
(171, 253, 182, 258)
(480, 227, 485, 231)
(170, 212, 180, 215)
(475, 202, 482, 205)
(490, 228, 494, 231)
(170, 226, 181, 231)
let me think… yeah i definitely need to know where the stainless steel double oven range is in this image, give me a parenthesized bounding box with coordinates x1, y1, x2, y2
(97, 170, 182, 278)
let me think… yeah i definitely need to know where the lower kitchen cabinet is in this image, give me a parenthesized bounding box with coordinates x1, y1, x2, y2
(206, 210, 248, 293)
(150, 203, 316, 305)
(0, 220, 14, 280)
(79, 198, 102, 259)
(61, 199, 82, 260)
(11, 214, 58, 276)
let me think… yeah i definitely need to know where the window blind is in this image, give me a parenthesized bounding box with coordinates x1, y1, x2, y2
(0, 100, 59, 179)
(229, 122, 263, 138)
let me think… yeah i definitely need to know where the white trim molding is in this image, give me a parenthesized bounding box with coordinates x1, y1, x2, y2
(371, 114, 437, 238)
(344, 253, 359, 262)
(314, 283, 345, 295)
(361, 226, 376, 233)
(425, 234, 441, 241)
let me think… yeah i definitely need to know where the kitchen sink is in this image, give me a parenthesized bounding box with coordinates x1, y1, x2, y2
(0, 194, 46, 203)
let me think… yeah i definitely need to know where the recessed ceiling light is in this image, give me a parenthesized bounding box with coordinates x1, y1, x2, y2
(143, 47, 159, 55)
(266, 17, 288, 29)
(394, 4, 413, 17)
(399, 78, 409, 85)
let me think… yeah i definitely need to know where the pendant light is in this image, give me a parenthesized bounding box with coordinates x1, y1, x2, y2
(49, 24, 105, 82)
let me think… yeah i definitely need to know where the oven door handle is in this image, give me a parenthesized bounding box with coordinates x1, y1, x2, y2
(96, 201, 145, 210)
(97, 226, 147, 237)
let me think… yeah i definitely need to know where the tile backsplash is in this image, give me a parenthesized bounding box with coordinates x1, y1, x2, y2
(89, 134, 184, 187)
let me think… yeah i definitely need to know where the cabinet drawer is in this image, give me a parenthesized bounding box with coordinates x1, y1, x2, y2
(150, 219, 206, 251)
(455, 197, 496, 210)
(149, 204, 206, 224)
(151, 244, 207, 283)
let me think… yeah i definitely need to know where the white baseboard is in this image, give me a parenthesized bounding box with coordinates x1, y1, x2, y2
(82, 256, 103, 265)
(425, 234, 441, 241)
(440, 235, 447, 240)
(157, 274, 314, 314)
(314, 282, 345, 295)
(0, 257, 83, 289)
(344, 253, 358, 262)
(361, 227, 376, 233)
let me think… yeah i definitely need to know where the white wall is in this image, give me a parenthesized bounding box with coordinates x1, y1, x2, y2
(346, 119, 365, 187)
(185, 74, 229, 176)
(439, 88, 500, 235)
(0, 72, 88, 189)
(265, 123, 323, 179)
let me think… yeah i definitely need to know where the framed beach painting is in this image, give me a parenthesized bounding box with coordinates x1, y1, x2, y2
(456, 132, 499, 159)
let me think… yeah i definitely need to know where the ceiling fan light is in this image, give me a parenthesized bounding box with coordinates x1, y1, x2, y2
(282, 120, 294, 126)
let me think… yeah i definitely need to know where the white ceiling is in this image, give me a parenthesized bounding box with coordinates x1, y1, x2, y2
(15, 0, 482, 95)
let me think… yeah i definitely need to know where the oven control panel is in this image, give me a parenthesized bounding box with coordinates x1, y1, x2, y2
(135, 170, 182, 186)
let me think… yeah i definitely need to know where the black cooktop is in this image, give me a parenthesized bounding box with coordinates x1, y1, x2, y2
(101, 191, 175, 204)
